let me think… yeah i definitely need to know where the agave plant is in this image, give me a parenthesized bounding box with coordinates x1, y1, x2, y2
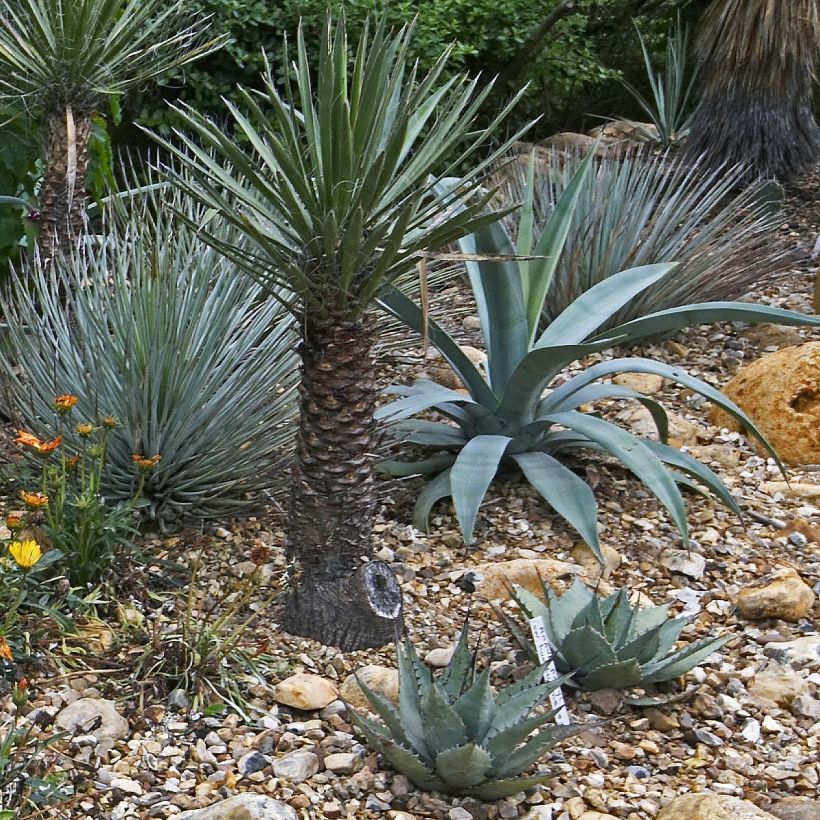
(497, 147, 795, 328)
(377, 151, 820, 554)
(513, 579, 729, 691)
(0, 173, 298, 528)
(347, 623, 580, 799)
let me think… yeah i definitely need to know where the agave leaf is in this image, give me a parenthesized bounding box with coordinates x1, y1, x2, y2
(641, 635, 729, 683)
(580, 659, 643, 691)
(482, 705, 562, 762)
(486, 674, 571, 736)
(419, 682, 469, 755)
(434, 743, 493, 788)
(494, 661, 554, 709)
(650, 615, 689, 660)
(466, 772, 551, 801)
(644, 440, 740, 513)
(378, 738, 446, 791)
(412, 468, 453, 532)
(596, 302, 820, 348)
(376, 453, 458, 477)
(510, 451, 602, 562)
(491, 721, 586, 780)
(602, 589, 633, 646)
(439, 619, 474, 701)
(346, 706, 392, 742)
(546, 579, 597, 645)
(348, 674, 411, 750)
(536, 263, 675, 348)
(392, 420, 468, 447)
(452, 668, 496, 743)
(618, 628, 662, 665)
(545, 411, 690, 544)
(395, 641, 430, 757)
(560, 626, 619, 677)
(450, 434, 512, 543)
(375, 382, 478, 423)
(632, 604, 672, 637)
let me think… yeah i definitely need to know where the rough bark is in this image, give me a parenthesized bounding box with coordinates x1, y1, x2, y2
(40, 108, 92, 259)
(281, 312, 403, 650)
(684, 0, 820, 181)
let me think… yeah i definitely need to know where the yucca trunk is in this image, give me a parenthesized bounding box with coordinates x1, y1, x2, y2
(281, 312, 403, 650)
(685, 0, 820, 180)
(40, 108, 92, 257)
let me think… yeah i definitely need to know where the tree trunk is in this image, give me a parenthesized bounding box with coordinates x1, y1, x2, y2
(40, 108, 92, 259)
(684, 0, 820, 181)
(281, 312, 403, 650)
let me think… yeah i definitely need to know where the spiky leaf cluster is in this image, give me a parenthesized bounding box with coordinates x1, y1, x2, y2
(0, 172, 299, 528)
(347, 625, 581, 800)
(514, 579, 729, 691)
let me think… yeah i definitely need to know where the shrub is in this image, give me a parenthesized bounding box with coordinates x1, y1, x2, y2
(494, 148, 797, 329)
(0, 182, 298, 530)
(347, 622, 580, 799)
(513, 579, 728, 691)
(377, 152, 820, 551)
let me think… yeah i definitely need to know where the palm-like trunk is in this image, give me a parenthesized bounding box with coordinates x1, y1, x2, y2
(281, 312, 403, 650)
(40, 108, 92, 258)
(684, 0, 820, 180)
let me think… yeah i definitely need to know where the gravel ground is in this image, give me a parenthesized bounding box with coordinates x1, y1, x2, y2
(5, 167, 820, 820)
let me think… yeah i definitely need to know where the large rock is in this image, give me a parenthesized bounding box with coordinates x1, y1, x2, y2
(588, 120, 659, 143)
(618, 405, 705, 447)
(55, 698, 128, 752)
(178, 794, 297, 820)
(339, 665, 399, 710)
(768, 798, 820, 820)
(749, 668, 809, 705)
(423, 345, 486, 390)
(736, 567, 815, 622)
(273, 673, 338, 711)
(710, 342, 820, 465)
(657, 794, 777, 820)
(763, 635, 820, 670)
(475, 558, 609, 602)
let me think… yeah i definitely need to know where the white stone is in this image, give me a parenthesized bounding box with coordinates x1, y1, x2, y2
(55, 698, 128, 752)
(659, 549, 706, 579)
(178, 794, 298, 819)
(271, 750, 319, 783)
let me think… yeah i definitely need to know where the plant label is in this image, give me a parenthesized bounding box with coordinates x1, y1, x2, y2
(529, 615, 570, 725)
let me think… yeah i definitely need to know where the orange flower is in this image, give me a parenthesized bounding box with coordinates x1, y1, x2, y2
(76, 423, 94, 437)
(5, 513, 23, 530)
(132, 453, 161, 471)
(66, 454, 80, 470)
(54, 394, 78, 414)
(0, 637, 12, 662)
(33, 435, 62, 456)
(101, 416, 119, 430)
(15, 430, 42, 448)
(20, 491, 49, 509)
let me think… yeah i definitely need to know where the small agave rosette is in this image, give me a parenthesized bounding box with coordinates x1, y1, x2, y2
(346, 623, 583, 800)
(513, 578, 729, 691)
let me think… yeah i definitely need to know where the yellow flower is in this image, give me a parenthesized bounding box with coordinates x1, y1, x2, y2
(20, 491, 49, 509)
(8, 539, 42, 569)
(0, 637, 12, 662)
(76, 423, 94, 437)
(54, 394, 78, 414)
(132, 453, 161, 471)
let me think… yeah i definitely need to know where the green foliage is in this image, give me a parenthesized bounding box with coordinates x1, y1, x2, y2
(0, 0, 222, 115)
(152, 12, 527, 320)
(347, 622, 581, 799)
(378, 154, 820, 551)
(9, 411, 146, 588)
(513, 579, 729, 690)
(0, 700, 71, 817)
(621, 14, 698, 145)
(496, 148, 796, 329)
(0, 177, 299, 530)
(134, 549, 277, 716)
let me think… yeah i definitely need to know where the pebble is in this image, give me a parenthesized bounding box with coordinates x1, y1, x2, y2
(271, 751, 319, 783)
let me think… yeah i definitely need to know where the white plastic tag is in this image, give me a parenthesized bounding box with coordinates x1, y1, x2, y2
(529, 616, 570, 725)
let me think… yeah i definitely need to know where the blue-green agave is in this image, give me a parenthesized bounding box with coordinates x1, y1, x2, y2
(514, 579, 729, 691)
(346, 624, 581, 800)
(377, 150, 820, 557)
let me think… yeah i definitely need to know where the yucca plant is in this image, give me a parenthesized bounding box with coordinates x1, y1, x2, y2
(151, 13, 527, 649)
(498, 147, 795, 328)
(0, 0, 221, 253)
(377, 151, 820, 553)
(621, 14, 698, 146)
(512, 579, 729, 691)
(0, 175, 299, 529)
(684, 0, 820, 179)
(347, 622, 581, 799)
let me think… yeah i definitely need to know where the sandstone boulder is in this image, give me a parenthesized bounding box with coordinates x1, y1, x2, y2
(736, 567, 815, 622)
(475, 557, 609, 602)
(339, 665, 399, 710)
(710, 342, 820, 465)
(273, 673, 337, 711)
(657, 794, 777, 820)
